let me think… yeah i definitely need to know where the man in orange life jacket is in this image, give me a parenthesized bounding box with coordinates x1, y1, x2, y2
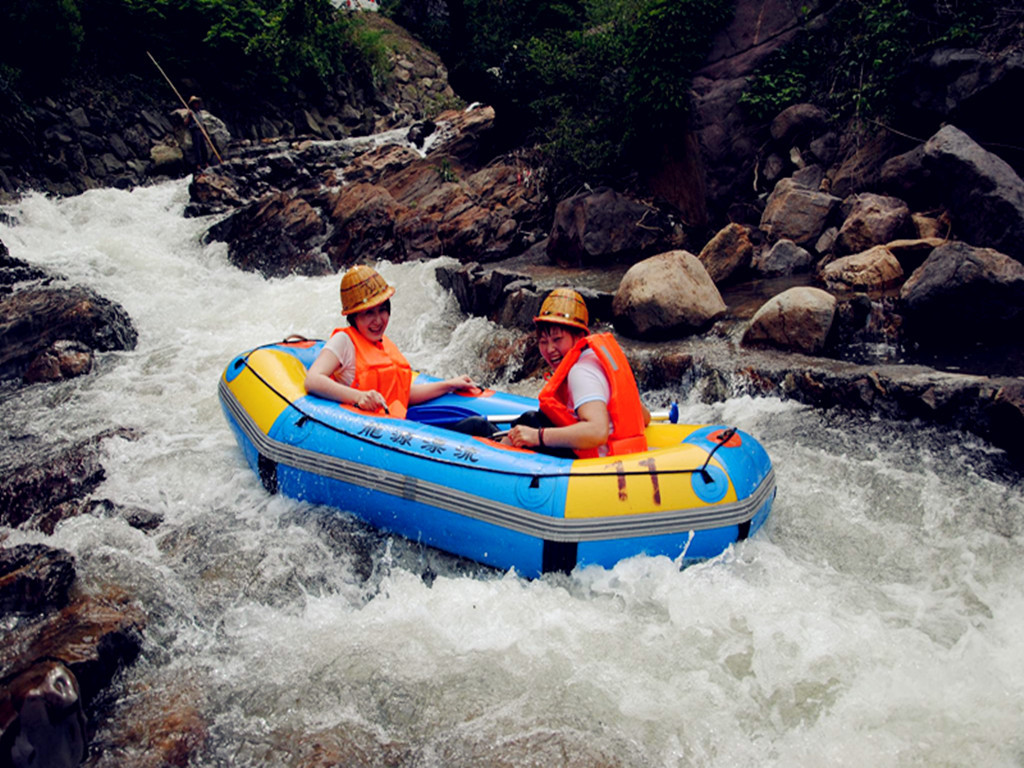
(305, 265, 477, 416)
(507, 288, 651, 458)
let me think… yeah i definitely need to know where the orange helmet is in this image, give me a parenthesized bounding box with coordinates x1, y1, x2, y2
(534, 288, 589, 332)
(340, 264, 395, 315)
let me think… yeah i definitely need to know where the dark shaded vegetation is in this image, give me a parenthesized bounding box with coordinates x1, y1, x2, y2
(0, 0, 386, 109)
(738, 0, 1013, 124)
(386, 0, 734, 197)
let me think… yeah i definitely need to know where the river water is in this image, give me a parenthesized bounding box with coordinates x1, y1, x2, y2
(2, 181, 1023, 767)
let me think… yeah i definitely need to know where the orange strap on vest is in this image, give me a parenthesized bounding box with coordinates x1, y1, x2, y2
(538, 332, 647, 458)
(331, 327, 412, 419)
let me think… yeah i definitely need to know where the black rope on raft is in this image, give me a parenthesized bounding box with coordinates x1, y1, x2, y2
(698, 428, 737, 483)
(233, 343, 733, 483)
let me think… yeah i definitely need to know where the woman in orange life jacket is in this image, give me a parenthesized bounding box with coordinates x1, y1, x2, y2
(304, 265, 478, 416)
(506, 288, 651, 458)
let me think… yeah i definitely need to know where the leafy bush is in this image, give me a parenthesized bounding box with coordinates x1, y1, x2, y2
(246, 0, 358, 87)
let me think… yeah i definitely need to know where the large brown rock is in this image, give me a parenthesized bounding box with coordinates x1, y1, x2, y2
(742, 286, 837, 355)
(835, 193, 912, 255)
(207, 191, 331, 278)
(23, 339, 94, 384)
(612, 251, 727, 339)
(760, 177, 841, 247)
(0, 660, 86, 768)
(0, 544, 76, 615)
(752, 238, 815, 276)
(821, 246, 904, 291)
(770, 103, 831, 146)
(0, 430, 136, 533)
(698, 222, 754, 284)
(0, 588, 145, 706)
(325, 182, 408, 267)
(547, 188, 673, 267)
(0, 285, 137, 381)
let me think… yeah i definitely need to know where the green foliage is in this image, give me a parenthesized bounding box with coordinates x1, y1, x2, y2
(537, 0, 731, 193)
(435, 158, 458, 182)
(415, 0, 731, 194)
(0, 0, 382, 97)
(739, 0, 996, 124)
(244, 0, 360, 87)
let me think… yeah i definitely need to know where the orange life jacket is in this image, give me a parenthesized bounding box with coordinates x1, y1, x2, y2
(538, 332, 648, 458)
(331, 327, 412, 419)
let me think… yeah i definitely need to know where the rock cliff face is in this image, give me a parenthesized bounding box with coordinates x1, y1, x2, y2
(680, 0, 1024, 230)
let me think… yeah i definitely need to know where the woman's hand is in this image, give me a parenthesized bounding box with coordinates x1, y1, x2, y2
(354, 389, 387, 411)
(445, 375, 478, 393)
(507, 425, 540, 449)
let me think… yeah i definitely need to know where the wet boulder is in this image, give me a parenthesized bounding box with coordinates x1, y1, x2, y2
(0, 285, 137, 381)
(0, 544, 76, 615)
(0, 660, 86, 768)
(324, 182, 408, 267)
(760, 177, 842, 248)
(23, 339, 93, 384)
(921, 125, 1024, 262)
(206, 191, 331, 278)
(698, 222, 754, 285)
(752, 238, 815, 277)
(821, 246, 904, 292)
(0, 429, 136, 533)
(900, 241, 1024, 345)
(547, 188, 675, 267)
(1, 588, 145, 708)
(742, 286, 837, 355)
(612, 251, 726, 339)
(834, 193, 912, 255)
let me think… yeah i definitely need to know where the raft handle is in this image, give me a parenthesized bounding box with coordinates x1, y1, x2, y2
(699, 427, 738, 478)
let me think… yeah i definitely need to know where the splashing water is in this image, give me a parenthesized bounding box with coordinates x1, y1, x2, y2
(2, 182, 1023, 767)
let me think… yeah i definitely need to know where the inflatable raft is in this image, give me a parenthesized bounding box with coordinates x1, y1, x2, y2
(219, 339, 776, 577)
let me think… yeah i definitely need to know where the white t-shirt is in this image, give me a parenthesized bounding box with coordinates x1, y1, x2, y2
(567, 347, 612, 410)
(322, 332, 357, 385)
(564, 349, 613, 456)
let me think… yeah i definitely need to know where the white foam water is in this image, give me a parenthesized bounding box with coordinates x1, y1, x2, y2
(2, 181, 1023, 767)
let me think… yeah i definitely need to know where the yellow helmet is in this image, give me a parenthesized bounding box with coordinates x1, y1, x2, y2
(534, 288, 589, 332)
(340, 264, 395, 315)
